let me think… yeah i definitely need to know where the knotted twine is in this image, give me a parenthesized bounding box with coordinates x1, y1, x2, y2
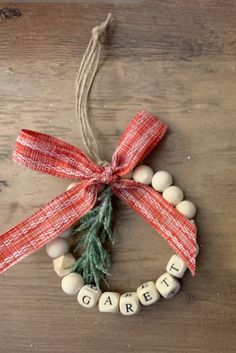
(76, 13, 112, 164)
(0, 15, 197, 276)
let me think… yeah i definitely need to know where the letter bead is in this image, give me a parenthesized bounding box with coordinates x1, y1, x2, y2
(137, 281, 160, 306)
(53, 253, 75, 277)
(46, 238, 70, 259)
(132, 165, 154, 185)
(99, 292, 120, 313)
(162, 186, 184, 206)
(151, 171, 173, 192)
(166, 254, 187, 278)
(77, 284, 102, 308)
(61, 272, 84, 295)
(156, 273, 180, 299)
(119, 292, 141, 316)
(176, 200, 196, 219)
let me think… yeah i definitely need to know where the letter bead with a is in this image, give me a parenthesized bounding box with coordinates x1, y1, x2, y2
(99, 292, 120, 313)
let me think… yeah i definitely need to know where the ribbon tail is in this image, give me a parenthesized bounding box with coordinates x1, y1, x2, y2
(0, 181, 98, 274)
(113, 180, 197, 275)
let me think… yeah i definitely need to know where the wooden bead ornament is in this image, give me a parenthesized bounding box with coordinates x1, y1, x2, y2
(46, 161, 198, 315)
(0, 15, 199, 318)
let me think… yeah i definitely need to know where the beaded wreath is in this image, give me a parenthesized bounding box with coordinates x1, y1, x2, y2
(0, 14, 198, 316)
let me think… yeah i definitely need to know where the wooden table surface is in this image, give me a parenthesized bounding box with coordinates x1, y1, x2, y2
(0, 1, 236, 353)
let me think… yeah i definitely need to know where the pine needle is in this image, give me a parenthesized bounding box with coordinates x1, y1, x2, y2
(72, 186, 114, 288)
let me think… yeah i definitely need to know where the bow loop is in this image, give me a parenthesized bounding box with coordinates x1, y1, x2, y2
(111, 111, 168, 176)
(13, 129, 103, 180)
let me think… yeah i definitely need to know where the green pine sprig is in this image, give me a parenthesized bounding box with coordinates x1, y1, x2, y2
(72, 186, 114, 288)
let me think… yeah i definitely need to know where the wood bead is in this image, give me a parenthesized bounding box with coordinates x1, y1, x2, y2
(46, 238, 69, 259)
(66, 182, 79, 191)
(137, 281, 160, 306)
(151, 171, 173, 192)
(77, 284, 102, 308)
(156, 273, 180, 299)
(53, 253, 75, 277)
(98, 292, 120, 313)
(59, 227, 73, 239)
(176, 200, 196, 219)
(166, 254, 187, 278)
(132, 165, 154, 185)
(119, 292, 141, 316)
(61, 272, 84, 295)
(162, 186, 184, 206)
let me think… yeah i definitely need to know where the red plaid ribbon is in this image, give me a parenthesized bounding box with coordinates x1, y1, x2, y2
(0, 111, 197, 275)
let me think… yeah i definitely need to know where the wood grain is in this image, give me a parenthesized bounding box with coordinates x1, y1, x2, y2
(0, 1, 236, 353)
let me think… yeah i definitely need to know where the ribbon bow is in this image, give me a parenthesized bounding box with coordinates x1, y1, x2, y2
(0, 111, 197, 275)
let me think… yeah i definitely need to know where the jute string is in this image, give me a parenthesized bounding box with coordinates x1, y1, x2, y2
(75, 13, 113, 164)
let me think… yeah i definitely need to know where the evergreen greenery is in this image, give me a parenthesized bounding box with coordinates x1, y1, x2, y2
(72, 186, 114, 288)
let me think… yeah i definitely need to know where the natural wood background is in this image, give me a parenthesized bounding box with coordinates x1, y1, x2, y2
(0, 1, 236, 352)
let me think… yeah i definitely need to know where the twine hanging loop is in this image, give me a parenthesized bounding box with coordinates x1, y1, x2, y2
(75, 13, 113, 164)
